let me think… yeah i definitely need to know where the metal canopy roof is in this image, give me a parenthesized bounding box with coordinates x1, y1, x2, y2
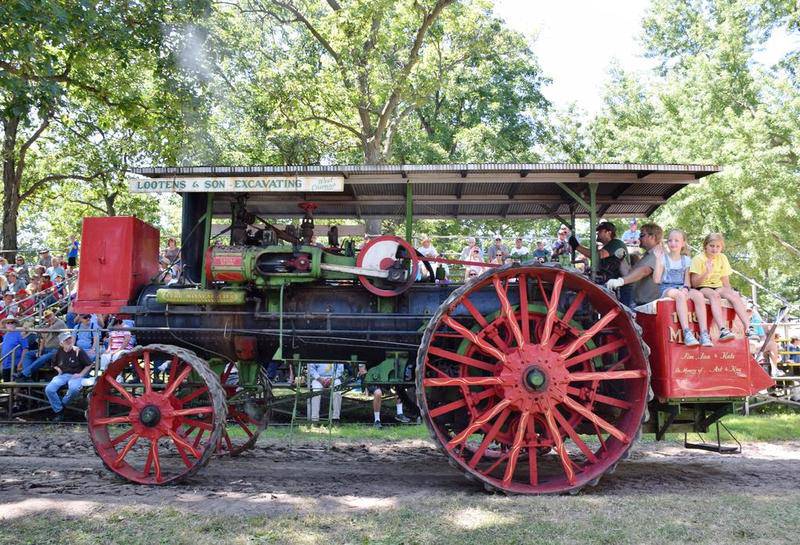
(129, 163, 720, 219)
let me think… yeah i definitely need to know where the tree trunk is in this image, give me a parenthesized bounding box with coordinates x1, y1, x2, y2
(363, 137, 384, 164)
(104, 192, 117, 216)
(2, 114, 21, 258)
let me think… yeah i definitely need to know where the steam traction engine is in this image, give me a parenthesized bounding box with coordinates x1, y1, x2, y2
(75, 164, 774, 493)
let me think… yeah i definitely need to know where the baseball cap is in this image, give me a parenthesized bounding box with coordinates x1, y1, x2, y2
(43, 309, 54, 318)
(596, 221, 617, 234)
(58, 331, 73, 344)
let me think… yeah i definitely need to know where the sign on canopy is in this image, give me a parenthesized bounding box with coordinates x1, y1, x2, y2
(128, 176, 345, 193)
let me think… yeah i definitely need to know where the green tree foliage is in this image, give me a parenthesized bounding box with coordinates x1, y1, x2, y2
(590, 0, 800, 311)
(206, 0, 550, 164)
(0, 0, 213, 254)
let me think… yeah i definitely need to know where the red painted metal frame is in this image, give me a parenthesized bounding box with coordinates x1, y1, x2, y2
(636, 299, 775, 400)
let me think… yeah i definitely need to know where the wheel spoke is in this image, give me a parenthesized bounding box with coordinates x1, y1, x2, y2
(567, 387, 633, 410)
(468, 408, 511, 468)
(447, 399, 512, 449)
(493, 277, 525, 349)
(502, 411, 530, 486)
(231, 412, 256, 437)
(543, 402, 576, 485)
(568, 369, 646, 382)
(178, 385, 209, 405)
(424, 376, 503, 388)
(527, 417, 538, 486)
(559, 308, 620, 358)
(515, 274, 530, 339)
(561, 395, 629, 443)
(104, 375, 135, 405)
(460, 297, 509, 352)
(552, 407, 598, 463)
(178, 416, 214, 431)
(560, 290, 586, 326)
(167, 428, 202, 459)
(150, 439, 162, 483)
(563, 338, 627, 368)
(102, 394, 132, 407)
(429, 389, 496, 419)
(223, 431, 234, 452)
(539, 271, 564, 346)
(174, 406, 215, 417)
(174, 441, 193, 468)
(535, 275, 550, 308)
(191, 427, 206, 449)
(442, 315, 507, 363)
(546, 291, 587, 348)
(113, 434, 140, 468)
(428, 346, 497, 373)
(94, 415, 132, 426)
(109, 428, 135, 447)
(164, 365, 193, 398)
(142, 351, 153, 394)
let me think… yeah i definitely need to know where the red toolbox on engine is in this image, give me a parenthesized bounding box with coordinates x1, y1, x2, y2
(73, 216, 160, 314)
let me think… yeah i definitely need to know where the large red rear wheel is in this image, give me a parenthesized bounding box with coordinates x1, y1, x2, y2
(417, 265, 649, 494)
(88, 344, 226, 484)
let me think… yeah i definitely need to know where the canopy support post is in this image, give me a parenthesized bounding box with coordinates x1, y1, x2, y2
(405, 181, 413, 242)
(588, 182, 599, 279)
(555, 182, 600, 278)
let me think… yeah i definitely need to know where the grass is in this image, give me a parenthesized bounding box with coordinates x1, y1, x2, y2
(2, 492, 797, 545)
(4, 413, 799, 444)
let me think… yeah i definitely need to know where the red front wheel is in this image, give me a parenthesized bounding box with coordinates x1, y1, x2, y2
(417, 265, 649, 494)
(88, 344, 226, 484)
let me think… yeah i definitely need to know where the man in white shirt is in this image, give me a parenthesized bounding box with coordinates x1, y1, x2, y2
(459, 237, 484, 262)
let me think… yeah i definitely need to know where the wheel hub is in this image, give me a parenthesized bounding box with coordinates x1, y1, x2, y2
(525, 367, 547, 390)
(497, 344, 570, 411)
(139, 405, 161, 427)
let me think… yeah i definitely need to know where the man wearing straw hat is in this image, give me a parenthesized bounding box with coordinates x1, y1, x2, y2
(1, 316, 28, 382)
(44, 331, 92, 422)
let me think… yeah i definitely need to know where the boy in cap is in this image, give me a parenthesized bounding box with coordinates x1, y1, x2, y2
(45, 332, 92, 421)
(509, 237, 531, 262)
(532, 241, 549, 262)
(15, 309, 66, 381)
(1, 316, 28, 382)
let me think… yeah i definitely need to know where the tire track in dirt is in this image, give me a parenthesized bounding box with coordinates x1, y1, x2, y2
(2, 429, 799, 517)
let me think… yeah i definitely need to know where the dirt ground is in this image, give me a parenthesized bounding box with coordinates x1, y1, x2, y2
(1, 426, 799, 521)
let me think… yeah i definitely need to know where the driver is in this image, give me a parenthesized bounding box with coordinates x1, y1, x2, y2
(571, 222, 630, 280)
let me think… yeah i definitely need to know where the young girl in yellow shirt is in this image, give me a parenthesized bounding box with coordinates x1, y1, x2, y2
(689, 233, 749, 341)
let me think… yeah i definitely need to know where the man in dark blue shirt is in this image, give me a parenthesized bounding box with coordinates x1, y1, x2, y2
(1, 316, 28, 382)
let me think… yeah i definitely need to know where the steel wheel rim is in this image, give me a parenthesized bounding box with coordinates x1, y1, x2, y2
(216, 363, 271, 456)
(88, 344, 226, 484)
(417, 264, 649, 494)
